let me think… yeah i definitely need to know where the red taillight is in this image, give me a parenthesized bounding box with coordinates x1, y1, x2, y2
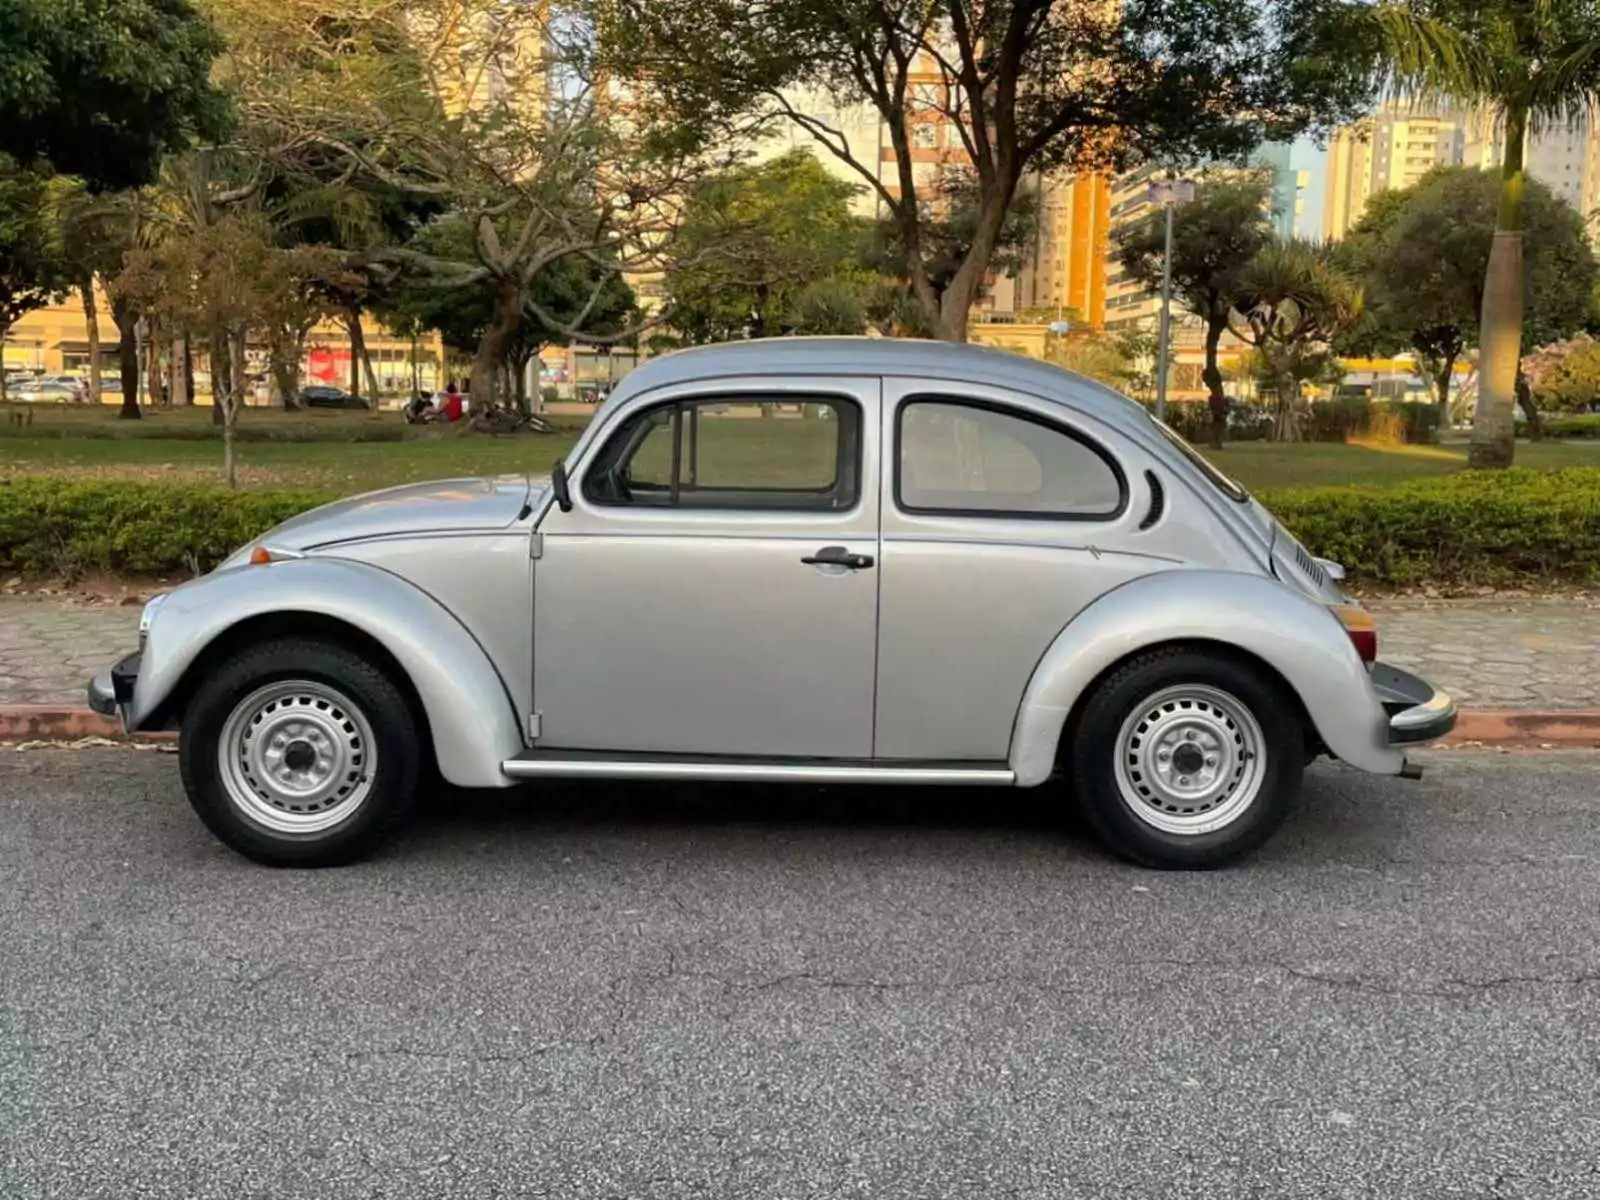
(1332, 604, 1378, 664)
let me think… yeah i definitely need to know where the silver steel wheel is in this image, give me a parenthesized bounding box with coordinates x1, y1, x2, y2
(1112, 684, 1268, 836)
(216, 680, 377, 835)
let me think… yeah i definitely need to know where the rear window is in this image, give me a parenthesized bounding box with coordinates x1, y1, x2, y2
(1151, 418, 1248, 502)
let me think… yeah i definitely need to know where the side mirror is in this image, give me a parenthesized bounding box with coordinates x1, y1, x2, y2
(551, 460, 573, 513)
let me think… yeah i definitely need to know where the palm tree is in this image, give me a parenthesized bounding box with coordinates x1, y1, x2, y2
(1368, 0, 1600, 468)
(1228, 241, 1363, 441)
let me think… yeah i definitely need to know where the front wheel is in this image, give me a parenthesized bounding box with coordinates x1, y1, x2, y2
(1068, 649, 1305, 869)
(178, 638, 422, 867)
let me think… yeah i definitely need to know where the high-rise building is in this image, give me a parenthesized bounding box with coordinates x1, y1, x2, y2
(1322, 102, 1467, 238)
(1102, 146, 1299, 332)
(1016, 172, 1112, 327)
(1466, 110, 1590, 212)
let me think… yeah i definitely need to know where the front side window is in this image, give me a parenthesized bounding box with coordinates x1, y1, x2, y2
(584, 396, 861, 511)
(897, 398, 1124, 519)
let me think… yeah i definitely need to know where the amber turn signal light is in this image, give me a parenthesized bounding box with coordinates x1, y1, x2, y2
(1331, 604, 1378, 665)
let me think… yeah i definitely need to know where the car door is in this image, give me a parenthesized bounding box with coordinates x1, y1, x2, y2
(874, 377, 1160, 762)
(532, 377, 881, 759)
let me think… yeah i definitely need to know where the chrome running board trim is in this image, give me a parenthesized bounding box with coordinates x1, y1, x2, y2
(500, 756, 1015, 786)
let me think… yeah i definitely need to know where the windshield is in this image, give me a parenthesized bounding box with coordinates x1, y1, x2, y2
(1151, 418, 1249, 502)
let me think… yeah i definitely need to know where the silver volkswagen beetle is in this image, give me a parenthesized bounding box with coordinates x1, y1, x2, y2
(90, 338, 1455, 869)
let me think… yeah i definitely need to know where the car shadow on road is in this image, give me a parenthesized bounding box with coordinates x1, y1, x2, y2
(397, 763, 1381, 867)
(411, 776, 1104, 849)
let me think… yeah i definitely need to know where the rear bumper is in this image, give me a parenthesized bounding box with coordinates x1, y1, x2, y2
(1372, 661, 1457, 745)
(87, 651, 140, 727)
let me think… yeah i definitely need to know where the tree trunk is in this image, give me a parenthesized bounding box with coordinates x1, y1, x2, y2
(1201, 316, 1228, 449)
(1272, 370, 1301, 442)
(211, 325, 230, 436)
(933, 181, 1019, 343)
(1469, 104, 1527, 469)
(109, 296, 141, 419)
(1432, 355, 1455, 421)
(1516, 370, 1543, 442)
(169, 337, 188, 407)
(344, 307, 370, 398)
(80, 279, 102, 405)
(0, 320, 8, 404)
(269, 329, 298, 409)
(144, 316, 165, 409)
(183, 340, 195, 407)
(470, 278, 522, 412)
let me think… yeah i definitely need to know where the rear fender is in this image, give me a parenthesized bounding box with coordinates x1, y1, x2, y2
(134, 558, 523, 787)
(1009, 570, 1402, 785)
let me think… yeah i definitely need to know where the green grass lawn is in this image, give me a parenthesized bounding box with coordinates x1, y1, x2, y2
(3, 400, 1598, 494)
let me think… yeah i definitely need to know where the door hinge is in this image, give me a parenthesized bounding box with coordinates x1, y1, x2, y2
(527, 711, 542, 740)
(529, 532, 544, 560)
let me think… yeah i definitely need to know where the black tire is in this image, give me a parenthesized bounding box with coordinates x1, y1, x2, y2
(178, 637, 422, 867)
(1068, 648, 1305, 869)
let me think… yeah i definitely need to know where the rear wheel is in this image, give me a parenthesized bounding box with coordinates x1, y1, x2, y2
(1069, 649, 1305, 869)
(178, 638, 422, 867)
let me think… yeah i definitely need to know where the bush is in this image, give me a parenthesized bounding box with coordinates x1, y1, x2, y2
(1306, 396, 1370, 443)
(1261, 468, 1600, 586)
(1159, 400, 1269, 443)
(5, 470, 1600, 587)
(1516, 413, 1600, 439)
(0, 479, 339, 576)
(1371, 400, 1441, 445)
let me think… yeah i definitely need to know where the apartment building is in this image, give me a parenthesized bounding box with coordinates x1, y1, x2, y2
(1323, 102, 1467, 238)
(1465, 110, 1590, 213)
(1014, 172, 1112, 328)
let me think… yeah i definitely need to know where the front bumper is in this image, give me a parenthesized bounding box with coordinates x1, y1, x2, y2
(87, 651, 141, 726)
(1372, 661, 1457, 745)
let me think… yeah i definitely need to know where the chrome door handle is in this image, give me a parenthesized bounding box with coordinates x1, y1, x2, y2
(801, 545, 875, 570)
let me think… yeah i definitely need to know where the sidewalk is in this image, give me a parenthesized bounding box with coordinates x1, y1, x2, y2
(0, 594, 1595, 710)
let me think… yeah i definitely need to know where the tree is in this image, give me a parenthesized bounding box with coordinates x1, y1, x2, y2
(1113, 172, 1276, 447)
(602, 0, 1373, 341)
(1367, 0, 1600, 467)
(1228, 240, 1363, 440)
(54, 183, 143, 414)
(1336, 166, 1597, 421)
(116, 213, 350, 485)
(860, 168, 1039, 336)
(1525, 334, 1600, 413)
(227, 0, 708, 411)
(373, 215, 634, 411)
(0, 0, 229, 190)
(661, 150, 870, 343)
(0, 156, 70, 403)
(1048, 332, 1142, 391)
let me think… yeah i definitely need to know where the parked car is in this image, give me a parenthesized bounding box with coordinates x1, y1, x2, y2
(13, 376, 84, 401)
(91, 339, 1456, 869)
(297, 384, 370, 410)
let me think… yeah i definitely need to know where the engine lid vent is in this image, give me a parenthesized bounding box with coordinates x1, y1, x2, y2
(1138, 470, 1165, 531)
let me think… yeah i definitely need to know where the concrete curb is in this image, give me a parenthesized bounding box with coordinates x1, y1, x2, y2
(3, 705, 1599, 750)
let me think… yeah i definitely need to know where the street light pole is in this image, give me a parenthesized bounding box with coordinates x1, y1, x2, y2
(1156, 198, 1174, 423)
(1148, 178, 1194, 423)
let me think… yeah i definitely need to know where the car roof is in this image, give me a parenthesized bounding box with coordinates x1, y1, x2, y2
(609, 336, 1154, 435)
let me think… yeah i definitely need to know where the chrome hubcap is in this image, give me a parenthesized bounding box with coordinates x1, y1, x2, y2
(217, 681, 376, 834)
(1113, 684, 1267, 836)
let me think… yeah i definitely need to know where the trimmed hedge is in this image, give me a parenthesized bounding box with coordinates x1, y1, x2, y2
(3, 470, 1600, 586)
(0, 479, 338, 576)
(1262, 468, 1600, 586)
(1514, 413, 1600, 440)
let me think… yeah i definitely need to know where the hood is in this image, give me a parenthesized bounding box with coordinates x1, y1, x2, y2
(235, 475, 536, 559)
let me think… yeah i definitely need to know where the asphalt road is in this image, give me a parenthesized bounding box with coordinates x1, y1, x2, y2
(3, 748, 1599, 1199)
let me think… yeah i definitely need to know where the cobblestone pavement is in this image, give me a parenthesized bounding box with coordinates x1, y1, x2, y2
(0, 595, 1595, 709)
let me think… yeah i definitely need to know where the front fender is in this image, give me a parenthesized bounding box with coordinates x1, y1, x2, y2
(1009, 570, 1402, 786)
(135, 558, 524, 788)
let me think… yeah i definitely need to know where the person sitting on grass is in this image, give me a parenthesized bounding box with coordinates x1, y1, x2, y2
(432, 380, 464, 423)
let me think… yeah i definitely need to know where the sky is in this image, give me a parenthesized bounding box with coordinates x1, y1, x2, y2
(1290, 135, 1328, 238)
